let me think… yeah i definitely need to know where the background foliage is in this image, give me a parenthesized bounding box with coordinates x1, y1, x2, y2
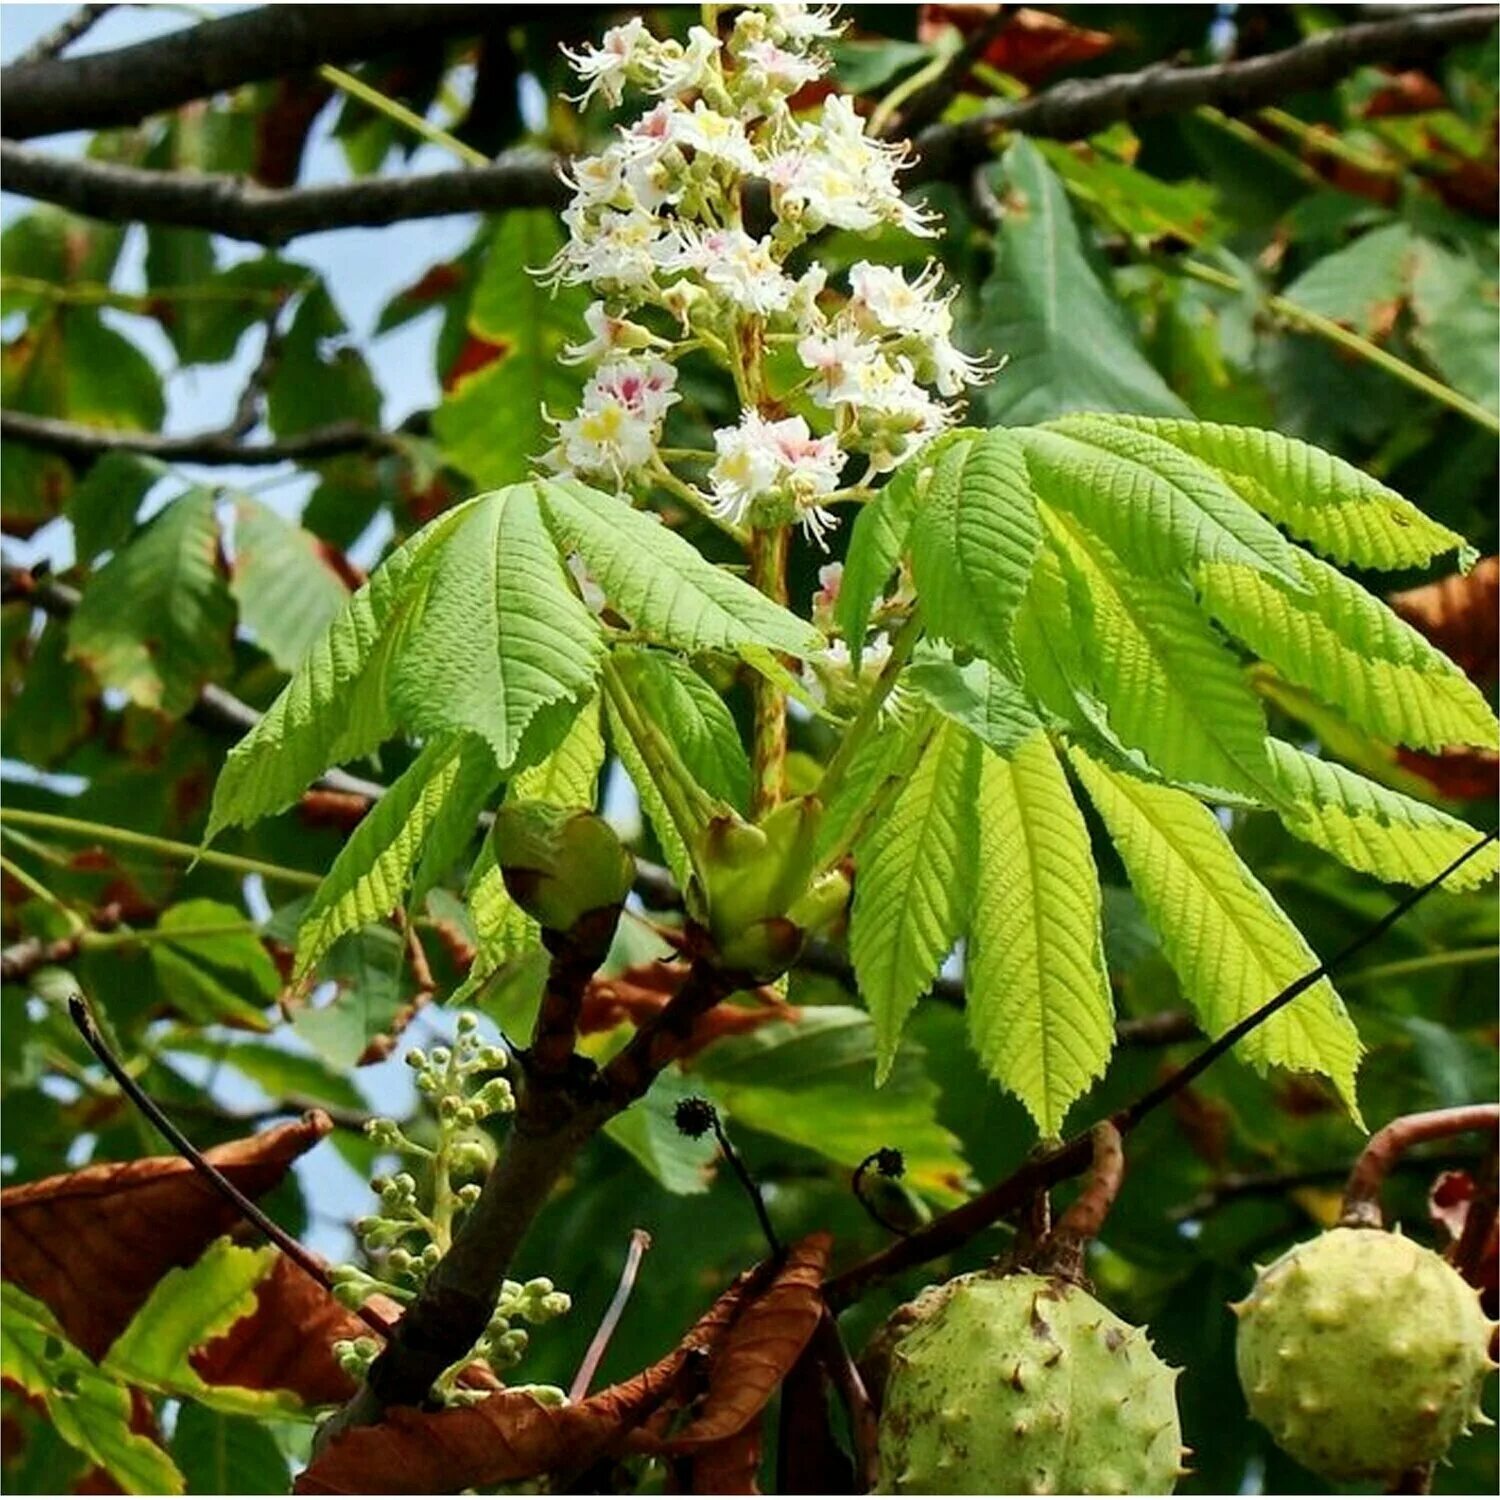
(1, 4, 1496, 1494)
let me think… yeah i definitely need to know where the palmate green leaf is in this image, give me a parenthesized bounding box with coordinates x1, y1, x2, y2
(1199, 553, 1498, 753)
(207, 501, 477, 839)
(68, 488, 235, 717)
(1411, 239, 1500, 414)
(392, 486, 604, 771)
(463, 697, 605, 988)
(965, 732, 1114, 1137)
(1040, 507, 1274, 803)
(1069, 746, 1364, 1118)
(1, 1282, 184, 1496)
(691, 1005, 970, 1204)
(850, 717, 980, 1078)
(603, 1068, 720, 1195)
(432, 211, 588, 487)
(909, 428, 1041, 667)
(296, 733, 499, 976)
(815, 703, 932, 866)
(103, 1239, 305, 1417)
(229, 496, 351, 674)
(538, 478, 823, 662)
(977, 137, 1189, 425)
(1263, 739, 1498, 891)
(905, 655, 1043, 758)
(148, 899, 280, 1031)
(609, 647, 751, 812)
(170, 1404, 290, 1497)
(1021, 415, 1303, 587)
(1100, 416, 1467, 570)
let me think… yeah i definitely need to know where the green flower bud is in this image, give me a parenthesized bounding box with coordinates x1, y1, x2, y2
(457, 1182, 483, 1207)
(490, 803, 634, 936)
(404, 1048, 428, 1070)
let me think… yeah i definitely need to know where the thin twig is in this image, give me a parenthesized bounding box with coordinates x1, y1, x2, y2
(825, 832, 1498, 1306)
(852, 1147, 912, 1238)
(65, 991, 395, 1338)
(1041, 1121, 1124, 1279)
(711, 1108, 781, 1256)
(1341, 1104, 1500, 1229)
(12, 4, 112, 67)
(569, 1229, 652, 1402)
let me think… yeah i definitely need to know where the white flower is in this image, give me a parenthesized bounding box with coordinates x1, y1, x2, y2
(651, 26, 722, 97)
(668, 100, 760, 174)
(562, 18, 654, 107)
(562, 302, 657, 364)
(660, 227, 796, 315)
(797, 326, 885, 406)
(555, 206, 667, 291)
(760, 2, 843, 44)
(560, 150, 627, 212)
(554, 357, 679, 480)
(847, 261, 948, 338)
(739, 37, 823, 95)
(814, 96, 937, 236)
(710, 412, 845, 542)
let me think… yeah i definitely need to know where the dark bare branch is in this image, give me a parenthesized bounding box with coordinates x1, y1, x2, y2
(5, 9, 1491, 243)
(12, 4, 114, 68)
(1, 4, 496, 139)
(904, 4, 1499, 185)
(0, 139, 566, 246)
(0, 407, 386, 466)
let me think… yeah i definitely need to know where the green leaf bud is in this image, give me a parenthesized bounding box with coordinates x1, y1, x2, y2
(490, 802, 634, 935)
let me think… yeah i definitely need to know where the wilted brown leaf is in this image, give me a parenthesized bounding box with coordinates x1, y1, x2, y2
(919, 5, 1114, 85)
(581, 961, 797, 1058)
(191, 1252, 368, 1408)
(0, 1114, 331, 1360)
(687, 1422, 764, 1494)
(299, 1235, 831, 1495)
(659, 1233, 831, 1451)
(1430, 1168, 1498, 1320)
(1391, 556, 1500, 686)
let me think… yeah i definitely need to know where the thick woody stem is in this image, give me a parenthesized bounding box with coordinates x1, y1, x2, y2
(529, 906, 621, 1078)
(1340, 1105, 1500, 1229)
(748, 525, 789, 817)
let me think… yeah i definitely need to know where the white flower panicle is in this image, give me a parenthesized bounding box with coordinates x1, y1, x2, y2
(544, 3, 991, 546)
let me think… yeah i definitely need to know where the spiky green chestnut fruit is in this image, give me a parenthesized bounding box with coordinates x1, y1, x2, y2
(490, 803, 633, 936)
(877, 1272, 1185, 1495)
(1234, 1225, 1497, 1482)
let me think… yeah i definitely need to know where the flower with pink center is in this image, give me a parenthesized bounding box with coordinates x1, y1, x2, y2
(561, 18, 654, 108)
(710, 412, 846, 544)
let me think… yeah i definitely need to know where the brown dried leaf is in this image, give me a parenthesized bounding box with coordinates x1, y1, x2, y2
(581, 961, 797, 1059)
(776, 1340, 856, 1494)
(190, 1253, 367, 1408)
(919, 5, 1114, 84)
(1390, 556, 1499, 686)
(688, 1422, 764, 1494)
(298, 1235, 830, 1495)
(0, 1114, 331, 1359)
(661, 1233, 831, 1451)
(1430, 1169, 1498, 1318)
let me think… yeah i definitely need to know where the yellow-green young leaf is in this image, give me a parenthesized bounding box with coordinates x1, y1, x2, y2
(1, 1283, 184, 1496)
(909, 428, 1041, 667)
(609, 648, 751, 812)
(538, 477, 823, 662)
(1100, 416, 1468, 570)
(815, 705, 932, 866)
(850, 718, 980, 1078)
(229, 495, 351, 673)
(1264, 740, 1498, 891)
(1021, 415, 1302, 586)
(464, 698, 606, 986)
(837, 445, 928, 668)
(1042, 505, 1273, 804)
(1199, 554, 1499, 753)
(103, 1240, 301, 1417)
(296, 732, 499, 976)
(392, 486, 604, 771)
(208, 500, 478, 839)
(965, 733, 1114, 1136)
(1069, 746, 1363, 1119)
(603, 681, 693, 889)
(905, 655, 1044, 759)
(68, 488, 234, 717)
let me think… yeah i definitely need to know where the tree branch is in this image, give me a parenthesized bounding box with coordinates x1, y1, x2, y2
(0, 407, 386, 466)
(0, 4, 497, 139)
(904, 5, 1499, 185)
(12, 4, 114, 68)
(0, 139, 567, 246)
(5, 10, 1491, 243)
(1340, 1105, 1500, 1228)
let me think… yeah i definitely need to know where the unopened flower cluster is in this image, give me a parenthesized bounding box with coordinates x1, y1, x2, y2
(331, 1014, 570, 1405)
(545, 2, 988, 547)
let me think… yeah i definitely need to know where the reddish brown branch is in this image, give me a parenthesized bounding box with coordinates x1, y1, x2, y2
(1341, 1105, 1500, 1229)
(1042, 1122, 1124, 1280)
(815, 1306, 879, 1493)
